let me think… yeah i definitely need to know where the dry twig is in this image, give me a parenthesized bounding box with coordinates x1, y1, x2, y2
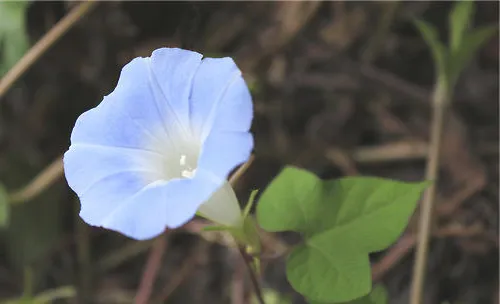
(372, 222, 492, 282)
(152, 242, 206, 304)
(9, 156, 64, 203)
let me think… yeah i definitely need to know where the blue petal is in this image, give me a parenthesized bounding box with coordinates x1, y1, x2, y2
(150, 48, 203, 136)
(189, 57, 253, 140)
(188, 56, 254, 181)
(197, 131, 253, 181)
(79, 172, 147, 226)
(100, 170, 221, 240)
(71, 58, 167, 151)
(64, 144, 162, 194)
(64, 144, 164, 226)
(65, 48, 255, 240)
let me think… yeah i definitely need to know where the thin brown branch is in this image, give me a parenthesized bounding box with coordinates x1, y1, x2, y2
(153, 258, 195, 303)
(135, 231, 169, 304)
(229, 154, 255, 186)
(327, 141, 497, 166)
(151, 242, 205, 304)
(96, 239, 155, 274)
(9, 156, 64, 203)
(0, 0, 98, 99)
(373, 222, 490, 282)
(231, 251, 246, 304)
(349, 141, 428, 164)
(372, 234, 416, 282)
(238, 247, 265, 304)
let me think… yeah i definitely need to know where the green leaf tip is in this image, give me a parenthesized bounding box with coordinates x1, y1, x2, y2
(257, 166, 427, 302)
(243, 189, 259, 219)
(448, 25, 497, 86)
(449, 0, 475, 52)
(414, 19, 449, 89)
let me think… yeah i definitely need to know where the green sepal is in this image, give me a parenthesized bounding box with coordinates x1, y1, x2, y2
(202, 225, 232, 232)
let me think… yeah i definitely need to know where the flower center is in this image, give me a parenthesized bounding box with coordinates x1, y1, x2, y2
(144, 134, 201, 182)
(180, 154, 196, 178)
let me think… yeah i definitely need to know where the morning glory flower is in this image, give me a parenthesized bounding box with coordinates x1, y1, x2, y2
(64, 48, 253, 240)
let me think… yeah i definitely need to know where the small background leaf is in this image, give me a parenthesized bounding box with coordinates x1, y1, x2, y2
(0, 183, 10, 228)
(257, 166, 428, 303)
(0, 285, 75, 304)
(448, 26, 497, 85)
(0, 0, 30, 76)
(0, 153, 65, 271)
(414, 19, 449, 88)
(449, 0, 475, 52)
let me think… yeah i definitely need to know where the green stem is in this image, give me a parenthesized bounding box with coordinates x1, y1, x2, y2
(410, 84, 449, 304)
(238, 247, 265, 304)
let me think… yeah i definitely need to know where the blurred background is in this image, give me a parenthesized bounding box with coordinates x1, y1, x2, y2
(0, 1, 498, 304)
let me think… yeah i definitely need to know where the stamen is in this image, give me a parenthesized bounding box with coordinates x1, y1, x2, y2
(181, 169, 196, 178)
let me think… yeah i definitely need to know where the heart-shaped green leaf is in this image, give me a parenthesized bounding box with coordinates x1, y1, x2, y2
(257, 166, 428, 303)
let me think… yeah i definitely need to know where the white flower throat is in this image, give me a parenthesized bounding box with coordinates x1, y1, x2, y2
(145, 134, 201, 183)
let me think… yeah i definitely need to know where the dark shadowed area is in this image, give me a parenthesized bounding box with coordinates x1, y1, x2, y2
(0, 1, 498, 304)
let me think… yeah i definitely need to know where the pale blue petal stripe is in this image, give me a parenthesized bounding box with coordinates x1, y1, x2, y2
(189, 57, 252, 140)
(197, 131, 253, 181)
(64, 144, 162, 196)
(78, 172, 148, 226)
(149, 48, 203, 138)
(71, 58, 168, 151)
(100, 170, 220, 240)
